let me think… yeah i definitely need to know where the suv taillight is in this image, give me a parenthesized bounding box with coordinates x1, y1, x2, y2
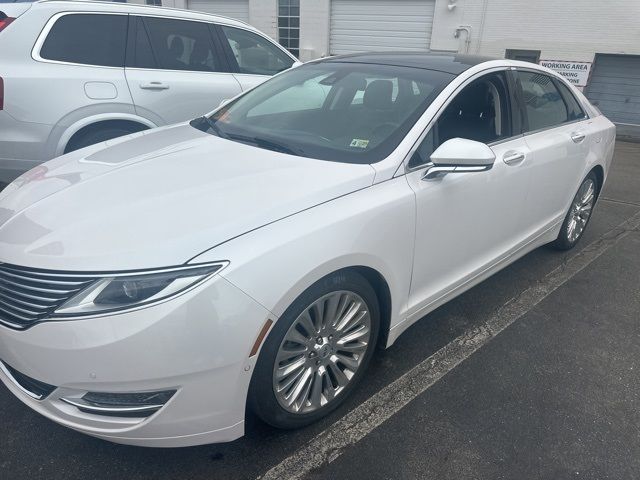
(0, 16, 14, 33)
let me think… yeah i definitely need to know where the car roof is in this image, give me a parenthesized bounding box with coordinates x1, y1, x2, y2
(321, 52, 499, 75)
(31, 0, 252, 29)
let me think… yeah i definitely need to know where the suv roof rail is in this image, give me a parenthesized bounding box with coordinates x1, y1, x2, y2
(32, 0, 253, 29)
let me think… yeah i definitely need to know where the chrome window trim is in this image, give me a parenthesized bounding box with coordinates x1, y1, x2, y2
(512, 67, 592, 125)
(521, 117, 586, 137)
(32, 11, 129, 70)
(401, 65, 516, 174)
(32, 11, 297, 71)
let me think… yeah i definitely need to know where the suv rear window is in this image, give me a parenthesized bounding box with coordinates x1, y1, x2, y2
(40, 14, 127, 67)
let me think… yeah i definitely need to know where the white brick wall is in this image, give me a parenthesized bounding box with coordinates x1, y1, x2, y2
(431, 0, 640, 63)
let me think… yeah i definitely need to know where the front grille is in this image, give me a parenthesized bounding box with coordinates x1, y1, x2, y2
(0, 263, 98, 329)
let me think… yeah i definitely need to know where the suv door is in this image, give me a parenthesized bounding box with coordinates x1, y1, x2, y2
(125, 16, 242, 126)
(31, 13, 133, 147)
(216, 25, 296, 91)
(513, 70, 592, 236)
(404, 70, 532, 316)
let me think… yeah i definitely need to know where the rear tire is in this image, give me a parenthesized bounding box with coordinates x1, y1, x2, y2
(249, 270, 380, 429)
(551, 171, 598, 250)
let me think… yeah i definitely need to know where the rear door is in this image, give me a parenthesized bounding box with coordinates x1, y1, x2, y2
(25, 12, 133, 130)
(514, 70, 593, 236)
(216, 25, 296, 91)
(125, 15, 242, 126)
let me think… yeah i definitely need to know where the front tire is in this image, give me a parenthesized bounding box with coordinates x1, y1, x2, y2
(552, 171, 598, 250)
(249, 270, 380, 429)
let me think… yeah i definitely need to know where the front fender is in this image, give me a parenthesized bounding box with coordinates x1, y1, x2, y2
(190, 176, 416, 342)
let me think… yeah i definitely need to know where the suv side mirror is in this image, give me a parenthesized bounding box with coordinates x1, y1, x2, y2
(423, 138, 495, 180)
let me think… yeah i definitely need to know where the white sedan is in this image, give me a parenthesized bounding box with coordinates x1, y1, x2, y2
(0, 53, 615, 447)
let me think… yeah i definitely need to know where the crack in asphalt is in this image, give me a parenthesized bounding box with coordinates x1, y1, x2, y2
(258, 209, 640, 480)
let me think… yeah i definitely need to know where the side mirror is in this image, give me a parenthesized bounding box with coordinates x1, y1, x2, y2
(423, 138, 495, 180)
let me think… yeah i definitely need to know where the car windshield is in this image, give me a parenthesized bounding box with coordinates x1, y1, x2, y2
(194, 62, 454, 163)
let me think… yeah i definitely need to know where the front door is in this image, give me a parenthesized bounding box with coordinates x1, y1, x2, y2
(125, 16, 242, 126)
(405, 70, 532, 316)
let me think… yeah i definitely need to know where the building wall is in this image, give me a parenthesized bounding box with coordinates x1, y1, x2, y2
(159, 0, 277, 40)
(299, 0, 330, 61)
(430, 0, 640, 61)
(161, 0, 640, 65)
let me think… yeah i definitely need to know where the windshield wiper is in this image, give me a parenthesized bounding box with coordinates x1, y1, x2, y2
(191, 117, 305, 157)
(225, 133, 305, 157)
(191, 116, 228, 139)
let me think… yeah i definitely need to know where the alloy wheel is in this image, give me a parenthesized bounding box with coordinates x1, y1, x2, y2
(567, 178, 596, 243)
(273, 290, 372, 414)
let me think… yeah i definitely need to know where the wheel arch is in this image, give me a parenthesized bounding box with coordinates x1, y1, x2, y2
(56, 114, 157, 156)
(589, 164, 605, 198)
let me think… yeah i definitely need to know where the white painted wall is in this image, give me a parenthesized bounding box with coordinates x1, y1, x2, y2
(162, 0, 640, 65)
(430, 0, 640, 62)
(300, 0, 330, 61)
(248, 0, 278, 40)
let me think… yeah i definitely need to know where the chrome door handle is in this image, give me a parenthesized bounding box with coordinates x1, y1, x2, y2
(571, 132, 586, 143)
(503, 151, 525, 165)
(140, 82, 169, 90)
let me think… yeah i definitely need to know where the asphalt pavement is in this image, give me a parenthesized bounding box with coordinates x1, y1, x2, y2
(1, 141, 639, 480)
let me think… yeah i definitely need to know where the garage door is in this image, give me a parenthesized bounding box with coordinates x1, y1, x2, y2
(586, 54, 640, 137)
(187, 0, 249, 23)
(330, 0, 435, 55)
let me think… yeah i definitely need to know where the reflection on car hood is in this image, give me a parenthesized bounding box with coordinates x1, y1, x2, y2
(0, 124, 376, 270)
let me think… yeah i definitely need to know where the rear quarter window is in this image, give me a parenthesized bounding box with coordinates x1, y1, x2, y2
(40, 14, 127, 67)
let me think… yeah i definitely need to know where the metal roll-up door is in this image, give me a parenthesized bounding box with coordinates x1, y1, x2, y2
(187, 0, 250, 23)
(330, 0, 435, 55)
(586, 54, 640, 138)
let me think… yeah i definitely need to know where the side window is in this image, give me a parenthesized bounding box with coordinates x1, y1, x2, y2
(143, 17, 221, 72)
(127, 17, 156, 69)
(40, 14, 127, 67)
(409, 72, 512, 168)
(555, 80, 587, 121)
(221, 26, 294, 76)
(516, 71, 568, 131)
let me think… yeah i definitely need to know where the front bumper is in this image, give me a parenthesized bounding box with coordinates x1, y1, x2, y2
(0, 274, 272, 447)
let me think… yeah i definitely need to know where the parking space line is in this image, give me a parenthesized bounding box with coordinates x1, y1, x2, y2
(259, 210, 640, 480)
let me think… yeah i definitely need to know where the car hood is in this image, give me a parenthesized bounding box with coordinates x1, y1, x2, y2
(0, 124, 375, 271)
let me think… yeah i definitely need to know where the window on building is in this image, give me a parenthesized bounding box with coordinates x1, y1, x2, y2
(40, 14, 128, 67)
(146, 0, 162, 6)
(505, 49, 541, 64)
(278, 0, 300, 58)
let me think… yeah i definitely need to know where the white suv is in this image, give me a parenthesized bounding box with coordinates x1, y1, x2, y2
(0, 0, 298, 182)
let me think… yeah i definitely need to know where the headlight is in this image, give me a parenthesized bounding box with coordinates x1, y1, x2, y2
(54, 262, 227, 317)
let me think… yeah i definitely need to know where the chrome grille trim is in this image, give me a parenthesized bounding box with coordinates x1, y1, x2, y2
(0, 263, 98, 330)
